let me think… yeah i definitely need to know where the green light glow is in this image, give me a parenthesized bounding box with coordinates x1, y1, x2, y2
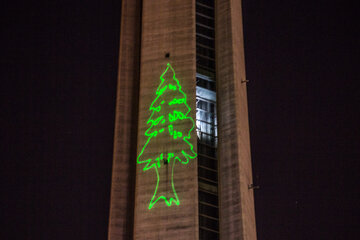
(137, 63, 197, 209)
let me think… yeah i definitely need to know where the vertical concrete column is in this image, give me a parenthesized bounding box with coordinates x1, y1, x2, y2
(108, 0, 142, 239)
(134, 0, 198, 239)
(216, 0, 257, 239)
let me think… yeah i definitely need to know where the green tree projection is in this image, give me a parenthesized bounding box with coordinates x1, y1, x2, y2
(137, 63, 197, 209)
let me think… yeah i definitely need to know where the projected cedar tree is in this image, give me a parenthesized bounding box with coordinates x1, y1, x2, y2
(137, 63, 197, 209)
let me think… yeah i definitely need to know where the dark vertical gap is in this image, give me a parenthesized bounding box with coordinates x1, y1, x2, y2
(196, 0, 219, 239)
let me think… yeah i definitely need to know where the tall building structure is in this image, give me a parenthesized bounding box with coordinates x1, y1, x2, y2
(107, 0, 256, 239)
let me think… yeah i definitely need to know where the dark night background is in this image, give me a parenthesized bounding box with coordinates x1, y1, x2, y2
(2, 0, 359, 239)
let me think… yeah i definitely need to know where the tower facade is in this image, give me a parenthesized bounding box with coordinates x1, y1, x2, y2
(108, 0, 256, 239)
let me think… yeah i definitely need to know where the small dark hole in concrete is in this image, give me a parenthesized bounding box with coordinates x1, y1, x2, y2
(165, 53, 170, 58)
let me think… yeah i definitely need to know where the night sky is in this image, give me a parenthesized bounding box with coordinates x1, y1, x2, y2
(2, 0, 359, 239)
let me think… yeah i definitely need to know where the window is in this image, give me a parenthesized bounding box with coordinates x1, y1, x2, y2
(196, 0, 218, 238)
(199, 191, 218, 206)
(199, 215, 219, 231)
(200, 228, 219, 240)
(198, 154, 217, 170)
(199, 203, 219, 218)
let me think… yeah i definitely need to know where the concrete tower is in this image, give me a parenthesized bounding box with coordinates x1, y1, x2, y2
(107, 0, 256, 239)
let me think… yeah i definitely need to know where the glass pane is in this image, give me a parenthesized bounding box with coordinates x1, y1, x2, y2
(199, 203, 219, 218)
(196, 35, 214, 48)
(197, 0, 214, 8)
(199, 215, 219, 230)
(199, 167, 218, 181)
(198, 154, 217, 170)
(196, 4, 214, 18)
(196, 14, 214, 28)
(199, 190, 218, 206)
(199, 228, 219, 240)
(196, 25, 214, 38)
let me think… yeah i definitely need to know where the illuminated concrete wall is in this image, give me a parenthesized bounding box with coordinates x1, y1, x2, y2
(216, 0, 257, 239)
(108, 0, 141, 239)
(133, 0, 198, 239)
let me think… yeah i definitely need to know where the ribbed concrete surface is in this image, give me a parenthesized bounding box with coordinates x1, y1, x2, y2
(108, 0, 141, 239)
(134, 0, 198, 239)
(216, 0, 257, 239)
